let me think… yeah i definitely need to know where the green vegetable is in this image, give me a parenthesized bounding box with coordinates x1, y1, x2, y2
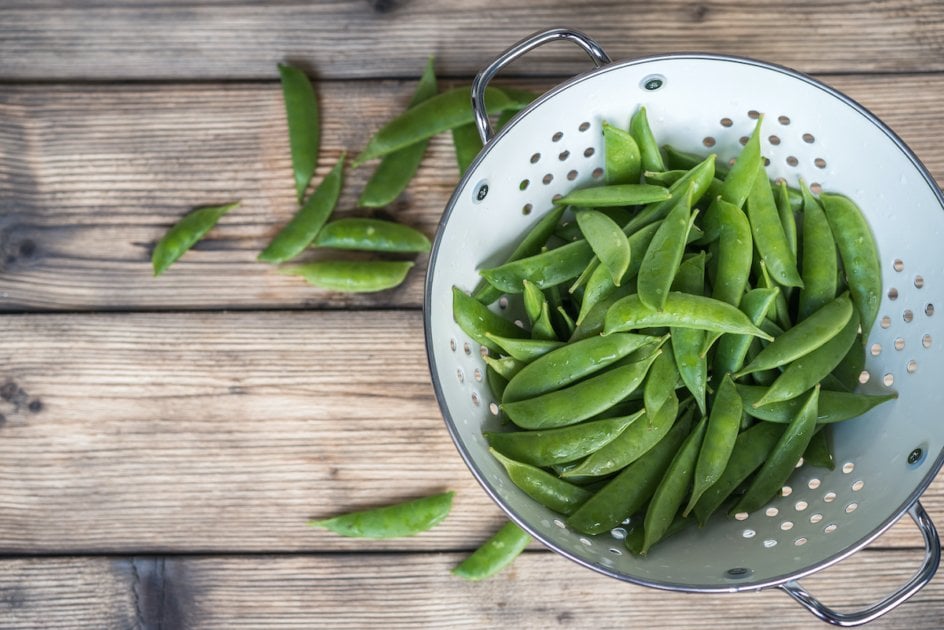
(152, 201, 239, 276)
(310, 491, 454, 538)
(280, 260, 413, 293)
(452, 521, 531, 581)
(278, 64, 320, 203)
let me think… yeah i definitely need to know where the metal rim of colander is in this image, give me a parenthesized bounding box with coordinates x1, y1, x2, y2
(424, 51, 944, 594)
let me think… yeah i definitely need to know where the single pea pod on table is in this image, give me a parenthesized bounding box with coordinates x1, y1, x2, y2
(448, 107, 894, 556)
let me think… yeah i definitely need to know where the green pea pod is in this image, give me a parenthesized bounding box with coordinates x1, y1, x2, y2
(745, 163, 803, 288)
(452, 521, 531, 581)
(564, 387, 679, 478)
(484, 355, 526, 380)
(309, 491, 453, 538)
(832, 335, 867, 391)
(485, 410, 644, 467)
(359, 58, 437, 207)
(638, 183, 696, 310)
(570, 282, 635, 341)
(603, 121, 642, 184)
(604, 293, 773, 339)
(474, 206, 566, 305)
(483, 334, 563, 362)
(629, 106, 665, 172)
(669, 251, 708, 413)
(576, 261, 619, 326)
(738, 384, 896, 423)
(626, 514, 692, 556)
(735, 293, 853, 378)
(692, 421, 784, 525)
(532, 303, 557, 341)
(798, 180, 839, 321)
(280, 260, 413, 293)
(452, 286, 528, 353)
(278, 64, 320, 203)
(624, 155, 715, 234)
(152, 201, 239, 276)
(720, 117, 762, 209)
(503, 332, 659, 403)
(703, 197, 752, 308)
(566, 407, 694, 535)
(711, 288, 779, 376)
(575, 209, 631, 285)
(663, 144, 730, 177)
(642, 169, 684, 186)
(820, 193, 881, 335)
(641, 416, 708, 554)
(486, 365, 509, 401)
(555, 305, 576, 338)
(503, 350, 661, 430)
(685, 374, 742, 516)
(556, 184, 671, 208)
(480, 240, 594, 293)
(258, 156, 345, 263)
(757, 260, 792, 331)
(451, 122, 482, 177)
(490, 449, 592, 514)
(804, 426, 836, 470)
(733, 386, 819, 514)
(777, 179, 798, 259)
(644, 345, 679, 419)
(523, 279, 544, 323)
(746, 339, 779, 386)
(353, 87, 522, 165)
(312, 218, 430, 253)
(753, 308, 860, 407)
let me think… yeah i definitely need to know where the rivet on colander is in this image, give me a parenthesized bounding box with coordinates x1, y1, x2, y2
(725, 567, 752, 579)
(475, 182, 489, 202)
(641, 75, 665, 91)
(908, 448, 923, 465)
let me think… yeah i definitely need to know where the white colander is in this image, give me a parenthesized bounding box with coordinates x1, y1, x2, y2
(424, 28, 943, 626)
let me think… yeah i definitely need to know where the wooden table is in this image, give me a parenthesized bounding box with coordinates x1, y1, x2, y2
(2, 2, 943, 627)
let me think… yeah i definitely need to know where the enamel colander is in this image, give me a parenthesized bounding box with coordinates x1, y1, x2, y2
(423, 27, 943, 626)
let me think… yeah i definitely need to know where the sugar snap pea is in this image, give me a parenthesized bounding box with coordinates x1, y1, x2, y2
(685, 373, 742, 516)
(638, 183, 696, 310)
(776, 179, 798, 259)
(630, 106, 665, 172)
(820, 193, 882, 335)
(490, 449, 592, 514)
(309, 491, 453, 538)
(522, 280, 557, 341)
(804, 426, 836, 470)
(152, 201, 239, 276)
(719, 117, 762, 208)
(486, 365, 509, 401)
(258, 156, 345, 264)
(745, 163, 803, 288)
(669, 251, 708, 413)
(452, 286, 528, 352)
(485, 410, 643, 467)
(832, 336, 866, 391)
(554, 304, 576, 338)
(702, 197, 752, 309)
(278, 63, 320, 203)
(483, 334, 563, 362)
(566, 406, 693, 535)
(480, 239, 594, 293)
(663, 144, 730, 177)
(483, 355, 526, 380)
(451, 122, 483, 177)
(359, 58, 437, 207)
(757, 260, 792, 331)
(502, 351, 661, 430)
(643, 344, 679, 419)
(604, 293, 773, 339)
(733, 386, 819, 514)
(624, 155, 715, 234)
(555, 184, 670, 208)
(312, 218, 430, 253)
(737, 384, 896, 423)
(452, 521, 531, 581)
(603, 121, 642, 184)
(798, 180, 839, 321)
(576, 209, 631, 285)
(712, 288, 779, 380)
(280, 260, 413, 293)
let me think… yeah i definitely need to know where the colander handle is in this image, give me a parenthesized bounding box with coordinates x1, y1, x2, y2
(780, 500, 940, 627)
(471, 27, 611, 144)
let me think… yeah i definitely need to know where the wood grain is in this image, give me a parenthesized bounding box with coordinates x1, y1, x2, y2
(1, 1, 944, 80)
(2, 74, 944, 311)
(0, 311, 939, 553)
(1, 552, 942, 628)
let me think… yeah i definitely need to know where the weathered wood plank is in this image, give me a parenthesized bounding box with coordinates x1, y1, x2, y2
(2, 74, 944, 311)
(1, 552, 942, 628)
(0, 312, 939, 552)
(2, 1, 944, 80)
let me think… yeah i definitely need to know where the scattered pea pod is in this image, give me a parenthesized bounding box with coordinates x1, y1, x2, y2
(280, 260, 414, 293)
(278, 63, 320, 203)
(309, 491, 453, 539)
(152, 201, 239, 276)
(452, 521, 531, 581)
(451, 122, 483, 177)
(312, 218, 430, 253)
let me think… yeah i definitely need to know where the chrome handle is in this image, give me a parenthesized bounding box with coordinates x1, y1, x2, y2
(780, 501, 940, 627)
(471, 27, 611, 144)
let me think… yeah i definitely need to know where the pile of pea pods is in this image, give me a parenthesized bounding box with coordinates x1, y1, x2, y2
(453, 107, 897, 555)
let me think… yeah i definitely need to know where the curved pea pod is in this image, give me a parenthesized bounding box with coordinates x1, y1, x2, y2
(820, 193, 881, 335)
(625, 155, 715, 234)
(278, 64, 320, 203)
(604, 293, 773, 339)
(485, 410, 644, 467)
(474, 206, 566, 305)
(309, 491, 453, 538)
(523, 279, 557, 341)
(451, 122, 482, 177)
(452, 521, 531, 581)
(663, 144, 730, 177)
(479, 240, 594, 293)
(603, 121, 642, 184)
(576, 262, 619, 326)
(629, 106, 665, 172)
(563, 387, 679, 478)
(669, 252, 708, 413)
(745, 162, 803, 288)
(804, 426, 836, 470)
(486, 364, 509, 401)
(776, 179, 798, 258)
(733, 386, 819, 514)
(570, 282, 635, 341)
(502, 332, 659, 403)
(685, 374, 742, 516)
(152, 201, 239, 276)
(711, 288, 779, 377)
(484, 355, 525, 380)
(576, 209, 631, 285)
(555, 184, 671, 208)
(692, 421, 784, 525)
(798, 180, 839, 321)
(753, 309, 860, 407)
(719, 117, 762, 209)
(637, 183, 697, 310)
(353, 87, 521, 165)
(258, 156, 345, 264)
(483, 334, 563, 362)
(644, 345, 679, 419)
(641, 416, 708, 554)
(359, 58, 437, 207)
(735, 293, 853, 378)
(703, 197, 752, 308)
(566, 407, 693, 535)
(502, 350, 661, 430)
(489, 449, 592, 515)
(312, 218, 430, 253)
(280, 260, 413, 293)
(737, 384, 896, 423)
(452, 286, 528, 353)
